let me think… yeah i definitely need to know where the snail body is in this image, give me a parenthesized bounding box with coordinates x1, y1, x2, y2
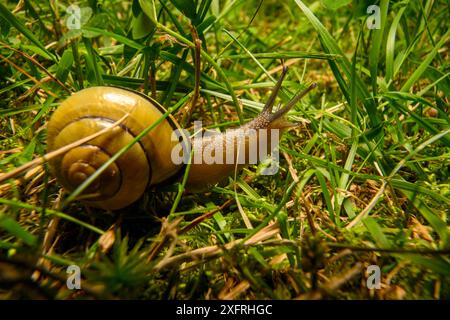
(185, 105, 288, 191)
(184, 70, 316, 191)
(47, 69, 316, 210)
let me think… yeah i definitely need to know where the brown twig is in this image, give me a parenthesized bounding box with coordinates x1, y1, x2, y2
(302, 194, 317, 236)
(180, 25, 202, 125)
(0, 53, 58, 98)
(0, 114, 129, 184)
(0, 41, 72, 93)
(146, 217, 183, 263)
(179, 199, 233, 234)
(153, 222, 279, 271)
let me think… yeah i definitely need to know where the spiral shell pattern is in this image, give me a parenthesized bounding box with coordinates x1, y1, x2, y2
(47, 87, 182, 210)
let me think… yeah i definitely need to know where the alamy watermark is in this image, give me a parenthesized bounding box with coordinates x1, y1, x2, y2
(367, 5, 381, 30)
(366, 265, 381, 289)
(66, 264, 81, 290)
(66, 4, 92, 30)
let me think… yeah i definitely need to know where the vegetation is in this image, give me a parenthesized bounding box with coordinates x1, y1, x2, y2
(0, 0, 448, 299)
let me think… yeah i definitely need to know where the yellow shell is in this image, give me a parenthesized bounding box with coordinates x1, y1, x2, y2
(47, 87, 182, 210)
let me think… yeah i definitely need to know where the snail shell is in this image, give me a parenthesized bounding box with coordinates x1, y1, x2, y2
(47, 86, 183, 210)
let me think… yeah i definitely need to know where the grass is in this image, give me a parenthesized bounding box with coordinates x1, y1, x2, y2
(0, 0, 449, 299)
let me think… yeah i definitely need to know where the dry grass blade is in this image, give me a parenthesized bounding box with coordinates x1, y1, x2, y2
(154, 222, 280, 271)
(0, 114, 129, 184)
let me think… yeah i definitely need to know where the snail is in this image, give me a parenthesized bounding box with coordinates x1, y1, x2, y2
(47, 68, 316, 210)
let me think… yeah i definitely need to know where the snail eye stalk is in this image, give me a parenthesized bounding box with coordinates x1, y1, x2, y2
(262, 66, 289, 114)
(269, 82, 317, 121)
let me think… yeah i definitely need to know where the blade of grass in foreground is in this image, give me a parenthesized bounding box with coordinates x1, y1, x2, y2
(385, 5, 406, 83)
(0, 213, 37, 246)
(368, 0, 389, 95)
